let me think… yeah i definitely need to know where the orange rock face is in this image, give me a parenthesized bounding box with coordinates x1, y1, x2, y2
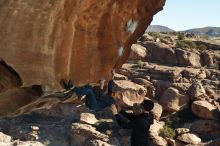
(0, 0, 165, 88)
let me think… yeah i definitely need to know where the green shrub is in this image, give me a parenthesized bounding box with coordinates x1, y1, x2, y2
(159, 121, 175, 139)
(198, 44, 208, 51)
(175, 40, 197, 49)
(148, 32, 161, 41)
(187, 41, 197, 48)
(137, 60, 145, 68)
(177, 33, 185, 40)
(176, 41, 190, 48)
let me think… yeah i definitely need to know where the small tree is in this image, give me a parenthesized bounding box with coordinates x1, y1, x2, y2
(177, 33, 185, 40)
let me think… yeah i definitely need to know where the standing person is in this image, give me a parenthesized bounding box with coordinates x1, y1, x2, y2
(111, 100, 154, 146)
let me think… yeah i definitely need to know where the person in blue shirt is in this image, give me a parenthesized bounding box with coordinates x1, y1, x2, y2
(61, 78, 115, 111)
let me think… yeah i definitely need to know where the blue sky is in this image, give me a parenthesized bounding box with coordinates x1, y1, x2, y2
(151, 0, 220, 31)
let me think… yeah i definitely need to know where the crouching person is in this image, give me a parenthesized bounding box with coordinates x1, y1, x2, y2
(111, 100, 154, 146)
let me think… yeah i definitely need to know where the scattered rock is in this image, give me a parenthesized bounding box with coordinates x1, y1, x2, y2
(0, 132, 44, 146)
(0, 132, 12, 143)
(175, 128, 190, 135)
(151, 103, 163, 120)
(113, 73, 128, 80)
(187, 82, 207, 100)
(191, 100, 216, 120)
(139, 33, 154, 42)
(80, 113, 98, 125)
(112, 80, 147, 107)
(71, 123, 109, 146)
(0, 87, 42, 116)
(167, 138, 185, 146)
(191, 120, 220, 140)
(131, 78, 155, 98)
(177, 133, 201, 145)
(152, 80, 173, 98)
(85, 139, 114, 146)
(150, 135, 168, 146)
(149, 120, 165, 136)
(201, 52, 214, 66)
(143, 42, 178, 65)
(9, 125, 40, 141)
(11, 140, 45, 146)
(129, 44, 147, 60)
(159, 87, 189, 112)
(176, 48, 201, 67)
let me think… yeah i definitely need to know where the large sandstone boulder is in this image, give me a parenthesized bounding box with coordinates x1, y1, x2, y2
(0, 87, 42, 116)
(80, 113, 98, 125)
(71, 123, 110, 146)
(142, 63, 183, 81)
(182, 68, 206, 80)
(150, 135, 168, 146)
(129, 44, 147, 60)
(113, 73, 128, 80)
(152, 80, 173, 98)
(149, 120, 165, 136)
(201, 52, 214, 66)
(143, 42, 178, 65)
(175, 128, 190, 135)
(112, 80, 147, 107)
(187, 82, 207, 100)
(191, 100, 217, 120)
(191, 120, 220, 140)
(175, 48, 201, 67)
(0, 0, 165, 88)
(131, 78, 155, 98)
(0, 132, 12, 143)
(159, 87, 189, 112)
(149, 121, 167, 146)
(201, 51, 220, 67)
(177, 133, 201, 145)
(0, 132, 44, 146)
(0, 60, 22, 92)
(151, 103, 163, 120)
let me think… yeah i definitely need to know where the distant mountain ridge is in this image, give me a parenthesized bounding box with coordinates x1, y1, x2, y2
(184, 27, 220, 36)
(146, 25, 220, 36)
(146, 25, 175, 32)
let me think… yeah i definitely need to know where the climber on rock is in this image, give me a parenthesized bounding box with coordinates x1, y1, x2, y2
(60, 77, 115, 111)
(110, 99, 155, 146)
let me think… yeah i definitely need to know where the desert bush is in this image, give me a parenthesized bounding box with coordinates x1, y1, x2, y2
(148, 32, 161, 41)
(159, 120, 175, 139)
(176, 41, 189, 48)
(177, 33, 185, 40)
(198, 44, 208, 51)
(137, 60, 145, 68)
(175, 40, 197, 49)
